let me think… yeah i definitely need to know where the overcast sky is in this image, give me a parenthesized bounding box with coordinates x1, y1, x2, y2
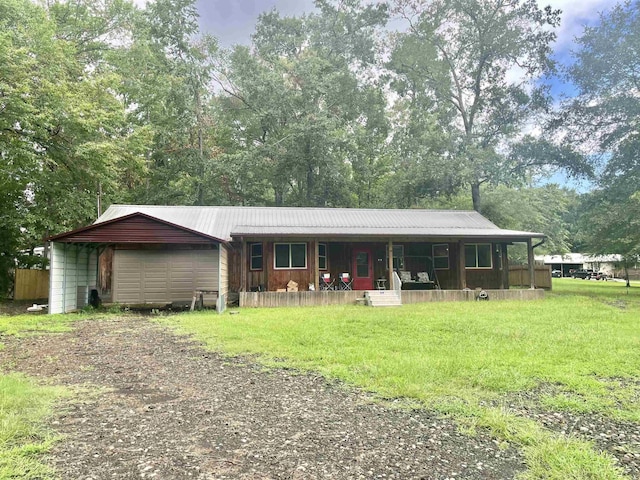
(194, 0, 611, 50)
(132, 0, 613, 67)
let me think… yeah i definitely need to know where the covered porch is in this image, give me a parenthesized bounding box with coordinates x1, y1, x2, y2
(231, 235, 543, 307)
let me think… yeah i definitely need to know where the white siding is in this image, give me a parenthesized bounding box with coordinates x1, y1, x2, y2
(113, 248, 219, 305)
(48, 243, 97, 314)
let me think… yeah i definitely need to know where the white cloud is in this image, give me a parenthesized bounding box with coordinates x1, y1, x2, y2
(540, 0, 611, 52)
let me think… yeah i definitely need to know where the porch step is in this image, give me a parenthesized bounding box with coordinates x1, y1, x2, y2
(364, 290, 402, 307)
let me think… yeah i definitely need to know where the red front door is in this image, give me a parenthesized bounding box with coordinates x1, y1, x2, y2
(352, 247, 373, 290)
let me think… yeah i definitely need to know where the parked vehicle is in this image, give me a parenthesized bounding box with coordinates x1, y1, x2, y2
(571, 269, 608, 280)
(571, 269, 593, 279)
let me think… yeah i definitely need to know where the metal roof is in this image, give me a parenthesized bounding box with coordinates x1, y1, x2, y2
(95, 205, 544, 242)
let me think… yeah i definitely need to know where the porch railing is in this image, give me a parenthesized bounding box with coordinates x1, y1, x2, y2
(392, 270, 402, 303)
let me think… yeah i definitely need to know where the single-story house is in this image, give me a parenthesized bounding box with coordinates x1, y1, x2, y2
(47, 205, 546, 313)
(536, 253, 623, 277)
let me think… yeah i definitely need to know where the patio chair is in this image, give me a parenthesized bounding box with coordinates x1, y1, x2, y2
(320, 273, 334, 291)
(417, 272, 430, 283)
(339, 272, 353, 290)
(399, 270, 413, 283)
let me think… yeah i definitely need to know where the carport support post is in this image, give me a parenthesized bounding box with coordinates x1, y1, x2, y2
(527, 238, 535, 289)
(458, 240, 467, 289)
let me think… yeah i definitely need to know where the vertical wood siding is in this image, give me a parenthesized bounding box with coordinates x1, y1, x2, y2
(14, 269, 49, 300)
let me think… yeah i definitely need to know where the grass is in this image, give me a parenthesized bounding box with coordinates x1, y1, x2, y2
(160, 279, 640, 479)
(0, 308, 105, 479)
(0, 374, 66, 479)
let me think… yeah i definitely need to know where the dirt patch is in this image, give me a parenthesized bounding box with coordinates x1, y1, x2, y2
(0, 316, 525, 479)
(0, 299, 47, 316)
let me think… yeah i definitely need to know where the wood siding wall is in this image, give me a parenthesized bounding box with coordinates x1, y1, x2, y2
(14, 269, 49, 300)
(402, 288, 544, 304)
(240, 291, 364, 307)
(240, 288, 543, 307)
(230, 240, 508, 292)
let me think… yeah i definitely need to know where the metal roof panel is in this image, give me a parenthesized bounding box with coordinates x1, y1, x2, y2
(95, 205, 544, 241)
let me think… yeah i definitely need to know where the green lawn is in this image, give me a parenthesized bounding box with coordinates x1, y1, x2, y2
(0, 311, 93, 479)
(161, 279, 640, 480)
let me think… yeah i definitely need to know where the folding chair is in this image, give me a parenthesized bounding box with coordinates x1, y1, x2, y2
(320, 273, 334, 291)
(339, 272, 352, 290)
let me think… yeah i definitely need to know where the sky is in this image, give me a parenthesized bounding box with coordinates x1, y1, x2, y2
(191, 0, 612, 93)
(193, 0, 612, 51)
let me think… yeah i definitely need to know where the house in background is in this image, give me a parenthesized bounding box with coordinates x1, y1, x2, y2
(536, 253, 623, 277)
(47, 205, 546, 313)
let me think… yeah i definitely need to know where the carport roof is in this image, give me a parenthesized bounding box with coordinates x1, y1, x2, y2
(72, 205, 546, 242)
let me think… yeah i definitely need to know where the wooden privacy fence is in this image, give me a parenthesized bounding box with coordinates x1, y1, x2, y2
(509, 265, 552, 289)
(14, 269, 49, 300)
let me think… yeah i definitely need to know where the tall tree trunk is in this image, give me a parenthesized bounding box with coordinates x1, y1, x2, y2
(471, 182, 481, 212)
(305, 140, 314, 206)
(195, 86, 204, 206)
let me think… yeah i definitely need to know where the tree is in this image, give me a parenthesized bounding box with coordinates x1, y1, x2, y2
(0, 0, 146, 293)
(561, 1, 640, 262)
(388, 0, 561, 212)
(117, 0, 223, 206)
(480, 185, 579, 254)
(214, 0, 389, 207)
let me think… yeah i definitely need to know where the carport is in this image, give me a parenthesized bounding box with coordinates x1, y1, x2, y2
(47, 213, 228, 314)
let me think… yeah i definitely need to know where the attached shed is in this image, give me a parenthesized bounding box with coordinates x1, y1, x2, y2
(48, 213, 228, 314)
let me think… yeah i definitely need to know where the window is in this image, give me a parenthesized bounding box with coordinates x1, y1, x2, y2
(432, 244, 449, 270)
(250, 243, 263, 271)
(274, 243, 307, 269)
(465, 243, 492, 269)
(318, 243, 327, 270)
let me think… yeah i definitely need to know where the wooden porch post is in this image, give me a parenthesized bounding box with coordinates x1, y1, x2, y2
(527, 238, 535, 289)
(501, 243, 510, 290)
(387, 240, 393, 284)
(314, 240, 319, 290)
(240, 238, 247, 292)
(458, 240, 467, 289)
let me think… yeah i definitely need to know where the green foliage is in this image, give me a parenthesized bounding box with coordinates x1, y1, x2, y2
(561, 1, 640, 259)
(388, 0, 569, 211)
(0, 0, 148, 291)
(481, 185, 579, 255)
(215, 1, 389, 206)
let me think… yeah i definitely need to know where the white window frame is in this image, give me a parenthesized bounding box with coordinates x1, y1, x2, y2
(274, 243, 307, 270)
(432, 243, 450, 270)
(318, 243, 328, 271)
(250, 242, 263, 271)
(465, 243, 493, 269)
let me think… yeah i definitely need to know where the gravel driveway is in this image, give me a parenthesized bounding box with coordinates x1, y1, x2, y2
(0, 316, 526, 479)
